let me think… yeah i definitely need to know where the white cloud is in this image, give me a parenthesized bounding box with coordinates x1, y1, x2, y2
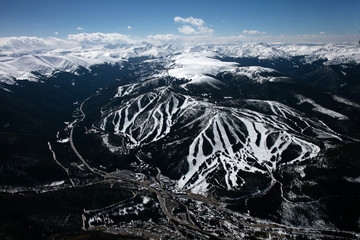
(67, 32, 134, 45)
(146, 34, 181, 45)
(178, 25, 197, 35)
(0, 36, 74, 51)
(146, 34, 245, 46)
(147, 34, 179, 41)
(174, 16, 205, 27)
(320, 32, 326, 35)
(128, 25, 132, 30)
(197, 26, 214, 35)
(242, 30, 266, 35)
(54, 32, 59, 35)
(0, 33, 135, 53)
(77, 27, 84, 31)
(174, 16, 214, 35)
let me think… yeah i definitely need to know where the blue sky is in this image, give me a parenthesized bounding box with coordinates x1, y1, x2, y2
(1, 0, 359, 39)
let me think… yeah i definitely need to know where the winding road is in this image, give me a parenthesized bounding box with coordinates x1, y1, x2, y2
(69, 95, 106, 176)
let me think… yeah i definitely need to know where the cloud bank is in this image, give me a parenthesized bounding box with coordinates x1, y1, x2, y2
(1, 32, 360, 53)
(0, 36, 74, 51)
(1, 33, 360, 55)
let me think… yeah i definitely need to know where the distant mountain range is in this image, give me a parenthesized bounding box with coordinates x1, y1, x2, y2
(1, 42, 359, 84)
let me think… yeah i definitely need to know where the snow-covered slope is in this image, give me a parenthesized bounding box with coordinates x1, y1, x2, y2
(0, 52, 107, 84)
(166, 51, 238, 86)
(95, 75, 349, 196)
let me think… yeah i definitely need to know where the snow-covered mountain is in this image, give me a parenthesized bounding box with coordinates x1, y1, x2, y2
(1, 42, 360, 85)
(1, 41, 360, 239)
